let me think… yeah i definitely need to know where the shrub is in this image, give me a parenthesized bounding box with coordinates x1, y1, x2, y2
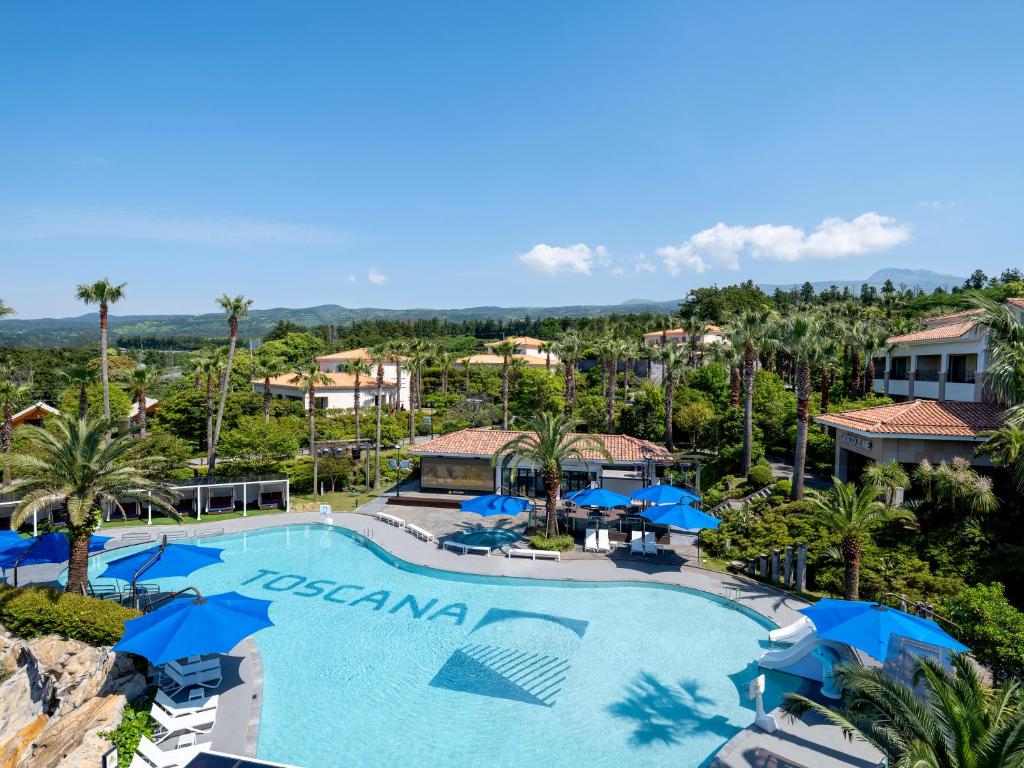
(941, 582, 1024, 680)
(100, 697, 154, 768)
(746, 463, 775, 489)
(529, 534, 575, 552)
(0, 585, 139, 646)
(772, 479, 792, 498)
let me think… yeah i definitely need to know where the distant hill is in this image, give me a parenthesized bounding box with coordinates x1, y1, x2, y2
(0, 267, 965, 347)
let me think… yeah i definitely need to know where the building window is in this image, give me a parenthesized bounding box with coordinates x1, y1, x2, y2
(889, 357, 910, 381)
(872, 357, 887, 379)
(948, 354, 978, 384)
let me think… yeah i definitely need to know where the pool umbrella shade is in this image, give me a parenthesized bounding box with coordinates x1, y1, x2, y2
(631, 485, 700, 505)
(113, 590, 274, 666)
(0, 532, 111, 568)
(100, 543, 224, 582)
(0, 531, 25, 556)
(460, 494, 531, 517)
(564, 488, 631, 509)
(641, 504, 720, 530)
(800, 599, 969, 662)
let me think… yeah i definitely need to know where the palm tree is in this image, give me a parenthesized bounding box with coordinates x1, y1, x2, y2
(726, 308, 776, 475)
(75, 279, 126, 435)
(782, 654, 1024, 768)
(659, 344, 687, 452)
(538, 341, 554, 372)
(596, 335, 626, 433)
(780, 311, 825, 500)
(498, 412, 609, 538)
(405, 338, 431, 441)
(60, 363, 99, 420)
(977, 426, 1024, 493)
(862, 460, 910, 508)
(192, 356, 223, 461)
(553, 331, 585, 419)
(7, 415, 178, 593)
(432, 349, 458, 396)
(126, 367, 161, 438)
(291, 363, 331, 498)
(209, 294, 253, 474)
(367, 344, 390, 489)
(342, 357, 371, 441)
(969, 292, 1024, 424)
(492, 340, 518, 430)
(620, 338, 643, 406)
(708, 341, 743, 409)
(801, 479, 913, 600)
(0, 371, 29, 489)
(253, 352, 288, 423)
(913, 457, 998, 519)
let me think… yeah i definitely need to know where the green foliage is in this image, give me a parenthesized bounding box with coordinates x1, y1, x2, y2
(509, 368, 564, 422)
(686, 362, 730, 411)
(746, 463, 775, 488)
(941, 582, 1024, 680)
(0, 585, 140, 646)
(257, 332, 327, 367)
(618, 384, 665, 442)
(528, 534, 574, 551)
(149, 383, 260, 449)
(59, 382, 132, 422)
(100, 698, 154, 768)
(752, 370, 795, 455)
(219, 416, 300, 474)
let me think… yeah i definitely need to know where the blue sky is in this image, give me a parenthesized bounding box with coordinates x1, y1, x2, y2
(1, 2, 1021, 318)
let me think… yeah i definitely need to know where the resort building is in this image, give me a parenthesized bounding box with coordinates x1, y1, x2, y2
(483, 336, 558, 364)
(457, 353, 550, 368)
(642, 325, 726, 348)
(253, 371, 398, 410)
(316, 347, 411, 404)
(407, 427, 674, 497)
(9, 401, 60, 428)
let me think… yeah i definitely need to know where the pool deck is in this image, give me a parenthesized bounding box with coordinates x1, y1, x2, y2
(14, 503, 882, 768)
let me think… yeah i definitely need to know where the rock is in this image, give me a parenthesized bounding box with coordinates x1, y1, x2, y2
(23, 695, 127, 768)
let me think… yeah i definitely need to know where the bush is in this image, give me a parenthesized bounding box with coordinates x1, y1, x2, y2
(772, 479, 792, 498)
(0, 585, 139, 646)
(529, 534, 575, 552)
(941, 583, 1024, 680)
(746, 463, 775, 489)
(100, 697, 154, 768)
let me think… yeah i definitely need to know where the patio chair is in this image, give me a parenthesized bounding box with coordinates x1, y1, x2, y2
(159, 658, 222, 694)
(642, 531, 658, 557)
(583, 529, 599, 552)
(155, 688, 219, 717)
(629, 530, 644, 556)
(151, 702, 217, 742)
(597, 529, 612, 553)
(129, 735, 203, 768)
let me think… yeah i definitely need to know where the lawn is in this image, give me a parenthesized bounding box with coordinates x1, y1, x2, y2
(289, 490, 381, 513)
(99, 506, 288, 528)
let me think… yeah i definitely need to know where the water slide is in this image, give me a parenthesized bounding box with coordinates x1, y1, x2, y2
(759, 621, 853, 696)
(768, 616, 814, 644)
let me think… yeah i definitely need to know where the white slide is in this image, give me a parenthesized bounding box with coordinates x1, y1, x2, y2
(768, 616, 814, 644)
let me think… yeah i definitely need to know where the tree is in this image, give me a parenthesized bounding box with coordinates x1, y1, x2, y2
(74, 279, 126, 438)
(126, 366, 161, 437)
(942, 582, 1024, 681)
(498, 412, 609, 538)
(969, 292, 1024, 425)
(290, 363, 331, 497)
(0, 300, 12, 319)
(219, 416, 300, 474)
(492, 340, 518, 430)
(252, 352, 288, 423)
(659, 344, 687, 452)
(405, 338, 431, 440)
(782, 654, 1024, 768)
(726, 308, 777, 475)
(780, 311, 825, 499)
(59, 382, 132, 423)
(674, 401, 714, 451)
(913, 457, 998, 520)
(977, 426, 1024, 493)
(192, 356, 224, 462)
(342, 357, 371, 441)
(553, 331, 585, 419)
(60, 363, 98, 420)
(802, 479, 912, 600)
(862, 459, 909, 508)
(596, 335, 626, 433)
(7, 415, 178, 593)
(210, 294, 253, 473)
(368, 344, 390, 489)
(0, 372, 29, 488)
(964, 268, 988, 290)
(432, 349, 458, 396)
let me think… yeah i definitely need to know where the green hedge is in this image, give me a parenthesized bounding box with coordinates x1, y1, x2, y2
(529, 534, 575, 552)
(0, 585, 139, 647)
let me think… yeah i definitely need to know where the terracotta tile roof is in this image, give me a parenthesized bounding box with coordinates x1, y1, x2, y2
(923, 308, 984, 323)
(408, 427, 675, 463)
(317, 347, 408, 363)
(484, 336, 550, 348)
(11, 401, 60, 427)
(643, 326, 725, 340)
(1005, 297, 1024, 309)
(815, 400, 1002, 438)
(458, 353, 549, 367)
(887, 320, 979, 344)
(255, 373, 397, 389)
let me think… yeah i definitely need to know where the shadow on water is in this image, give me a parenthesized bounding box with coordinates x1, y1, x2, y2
(607, 672, 738, 752)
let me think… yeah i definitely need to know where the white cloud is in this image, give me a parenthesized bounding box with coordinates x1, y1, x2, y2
(0, 206, 344, 246)
(658, 212, 910, 275)
(345, 273, 357, 284)
(632, 255, 656, 274)
(367, 268, 388, 285)
(517, 243, 597, 275)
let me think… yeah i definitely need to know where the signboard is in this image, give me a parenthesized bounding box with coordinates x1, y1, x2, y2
(839, 433, 873, 451)
(421, 457, 494, 492)
(319, 504, 332, 515)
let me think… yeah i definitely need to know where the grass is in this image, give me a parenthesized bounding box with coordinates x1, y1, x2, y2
(290, 489, 381, 513)
(100, 506, 287, 528)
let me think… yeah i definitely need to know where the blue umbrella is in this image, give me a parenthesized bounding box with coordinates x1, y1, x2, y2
(631, 485, 700, 505)
(0, 532, 111, 569)
(100, 543, 224, 583)
(800, 599, 969, 662)
(641, 504, 720, 530)
(564, 488, 632, 509)
(460, 494, 532, 517)
(113, 590, 274, 666)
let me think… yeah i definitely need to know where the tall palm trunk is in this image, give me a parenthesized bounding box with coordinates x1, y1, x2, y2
(263, 376, 272, 422)
(309, 384, 318, 497)
(730, 366, 741, 409)
(100, 304, 110, 443)
(66, 531, 91, 595)
(543, 467, 560, 538)
(501, 357, 510, 430)
(205, 375, 214, 469)
(136, 391, 148, 438)
(1, 404, 11, 488)
(742, 341, 756, 475)
(374, 364, 384, 489)
(441, 367, 449, 396)
(606, 357, 617, 433)
(393, 358, 403, 412)
(210, 318, 238, 472)
(791, 359, 811, 500)
(408, 366, 416, 442)
(664, 376, 675, 452)
(820, 367, 832, 413)
(842, 535, 862, 600)
(353, 372, 362, 442)
(78, 386, 89, 420)
(564, 362, 576, 419)
(851, 350, 862, 397)
(864, 358, 875, 396)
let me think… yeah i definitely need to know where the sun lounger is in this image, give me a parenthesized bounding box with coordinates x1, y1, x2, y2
(597, 529, 612, 553)
(643, 531, 658, 557)
(151, 701, 217, 742)
(374, 511, 406, 528)
(406, 524, 436, 542)
(442, 541, 490, 556)
(583, 529, 599, 552)
(160, 658, 222, 693)
(129, 735, 203, 768)
(629, 531, 644, 556)
(506, 548, 560, 561)
(155, 688, 219, 716)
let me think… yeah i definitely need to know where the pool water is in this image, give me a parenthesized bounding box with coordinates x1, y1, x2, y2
(450, 527, 522, 549)
(88, 525, 798, 768)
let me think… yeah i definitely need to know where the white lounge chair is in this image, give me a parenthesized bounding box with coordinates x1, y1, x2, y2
(151, 702, 217, 742)
(406, 524, 436, 542)
(583, 529, 599, 552)
(597, 529, 612, 553)
(643, 531, 658, 557)
(374, 511, 406, 527)
(129, 736, 202, 768)
(629, 531, 644, 556)
(155, 688, 219, 717)
(160, 658, 222, 693)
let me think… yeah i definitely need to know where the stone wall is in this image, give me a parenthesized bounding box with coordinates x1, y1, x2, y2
(0, 626, 147, 768)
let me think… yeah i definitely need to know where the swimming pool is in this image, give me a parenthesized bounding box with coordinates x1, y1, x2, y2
(89, 525, 798, 768)
(449, 527, 521, 549)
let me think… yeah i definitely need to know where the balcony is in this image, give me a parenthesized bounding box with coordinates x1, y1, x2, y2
(914, 370, 941, 382)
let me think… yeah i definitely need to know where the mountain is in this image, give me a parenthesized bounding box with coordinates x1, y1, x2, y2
(0, 268, 964, 347)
